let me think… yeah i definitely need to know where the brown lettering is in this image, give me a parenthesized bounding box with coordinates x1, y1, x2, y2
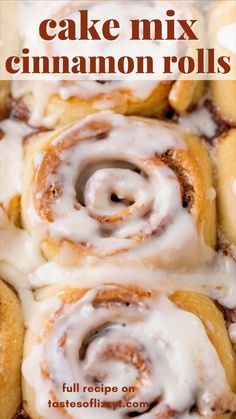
(39, 19, 57, 40)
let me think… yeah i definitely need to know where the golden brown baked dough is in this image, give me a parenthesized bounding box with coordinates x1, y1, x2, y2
(4, 194, 22, 228)
(216, 129, 236, 247)
(209, 1, 236, 126)
(0, 279, 24, 419)
(168, 80, 205, 114)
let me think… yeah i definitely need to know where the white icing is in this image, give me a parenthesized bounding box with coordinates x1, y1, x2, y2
(0, 119, 32, 206)
(34, 151, 45, 167)
(18, 288, 37, 326)
(29, 251, 236, 309)
(22, 286, 236, 418)
(25, 112, 214, 268)
(22, 289, 61, 331)
(56, 80, 160, 101)
(217, 22, 236, 55)
(179, 107, 217, 138)
(0, 208, 44, 276)
(207, 187, 216, 201)
(0, 262, 29, 291)
(232, 179, 236, 197)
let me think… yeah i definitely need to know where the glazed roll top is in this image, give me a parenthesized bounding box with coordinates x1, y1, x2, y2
(11, 0, 205, 128)
(22, 284, 236, 419)
(216, 129, 236, 248)
(22, 112, 216, 267)
(0, 279, 24, 419)
(209, 1, 236, 126)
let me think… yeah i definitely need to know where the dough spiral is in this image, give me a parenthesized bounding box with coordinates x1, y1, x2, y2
(22, 284, 236, 419)
(22, 112, 216, 267)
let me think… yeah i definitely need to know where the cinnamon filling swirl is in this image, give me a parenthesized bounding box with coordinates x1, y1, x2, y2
(22, 285, 236, 418)
(22, 112, 215, 267)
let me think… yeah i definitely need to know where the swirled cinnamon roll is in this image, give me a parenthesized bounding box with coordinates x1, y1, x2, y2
(21, 112, 216, 267)
(11, 0, 205, 128)
(0, 279, 24, 419)
(22, 284, 236, 418)
(216, 129, 236, 248)
(209, 1, 236, 126)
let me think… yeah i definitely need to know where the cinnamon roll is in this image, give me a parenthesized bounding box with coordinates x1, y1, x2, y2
(0, 279, 24, 419)
(11, 0, 205, 128)
(209, 1, 236, 126)
(21, 112, 216, 267)
(216, 129, 236, 248)
(22, 284, 236, 418)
